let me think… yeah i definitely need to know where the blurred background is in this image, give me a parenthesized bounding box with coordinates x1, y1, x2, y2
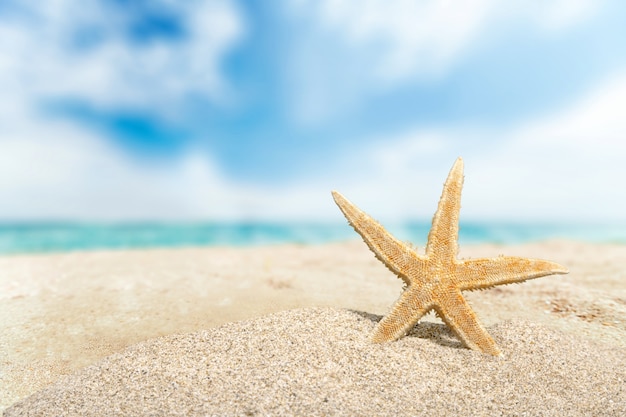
(1, 0, 626, 252)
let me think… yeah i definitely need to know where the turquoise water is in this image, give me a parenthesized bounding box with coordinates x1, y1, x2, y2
(0, 221, 625, 255)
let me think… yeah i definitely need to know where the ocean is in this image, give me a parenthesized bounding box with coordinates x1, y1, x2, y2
(0, 221, 624, 255)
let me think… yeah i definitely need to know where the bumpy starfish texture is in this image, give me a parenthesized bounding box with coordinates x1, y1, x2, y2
(332, 157, 568, 356)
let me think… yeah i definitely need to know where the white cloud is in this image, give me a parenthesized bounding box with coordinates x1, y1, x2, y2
(0, 1, 619, 223)
(524, 0, 599, 32)
(312, 0, 493, 80)
(0, 115, 311, 221)
(0, 0, 338, 223)
(284, 0, 604, 125)
(0, 115, 341, 221)
(0, 119, 207, 220)
(0, 0, 259, 221)
(466, 73, 626, 221)
(1, 72, 625, 222)
(337, 72, 626, 222)
(294, 0, 600, 79)
(0, 0, 243, 116)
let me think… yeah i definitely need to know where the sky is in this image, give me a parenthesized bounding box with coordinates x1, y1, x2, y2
(1, 0, 626, 223)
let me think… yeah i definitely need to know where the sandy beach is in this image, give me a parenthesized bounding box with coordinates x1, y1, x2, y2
(1, 240, 625, 415)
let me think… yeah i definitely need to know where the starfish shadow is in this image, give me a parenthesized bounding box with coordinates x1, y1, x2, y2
(348, 309, 465, 350)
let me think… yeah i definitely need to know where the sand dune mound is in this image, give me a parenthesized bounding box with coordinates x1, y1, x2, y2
(6, 307, 625, 416)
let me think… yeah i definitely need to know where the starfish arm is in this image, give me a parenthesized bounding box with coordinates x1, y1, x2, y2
(435, 292, 501, 356)
(455, 257, 569, 290)
(332, 191, 420, 286)
(425, 157, 464, 262)
(372, 288, 433, 342)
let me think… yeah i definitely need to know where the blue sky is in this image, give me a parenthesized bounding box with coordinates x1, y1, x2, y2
(1, 0, 626, 222)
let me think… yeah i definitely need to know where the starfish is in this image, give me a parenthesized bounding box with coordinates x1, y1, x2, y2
(332, 157, 568, 355)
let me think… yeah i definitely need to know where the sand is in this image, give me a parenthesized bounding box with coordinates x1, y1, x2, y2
(5, 307, 626, 416)
(1, 241, 625, 415)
